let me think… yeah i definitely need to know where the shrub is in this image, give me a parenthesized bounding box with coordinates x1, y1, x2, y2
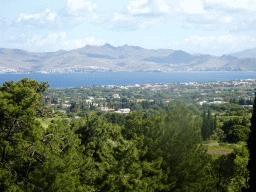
(226, 125, 250, 143)
(210, 128, 225, 141)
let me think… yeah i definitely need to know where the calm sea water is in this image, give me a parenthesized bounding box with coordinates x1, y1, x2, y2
(0, 71, 256, 88)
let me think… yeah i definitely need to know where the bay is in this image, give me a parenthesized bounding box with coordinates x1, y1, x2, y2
(0, 71, 256, 88)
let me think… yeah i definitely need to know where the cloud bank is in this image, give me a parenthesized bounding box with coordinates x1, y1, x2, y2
(2, 0, 256, 55)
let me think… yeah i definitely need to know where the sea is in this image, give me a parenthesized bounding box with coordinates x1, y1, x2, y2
(0, 71, 256, 88)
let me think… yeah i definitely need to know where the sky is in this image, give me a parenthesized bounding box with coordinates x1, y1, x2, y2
(1, 0, 256, 56)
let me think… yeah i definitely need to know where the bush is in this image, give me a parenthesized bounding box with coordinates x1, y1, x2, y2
(51, 119, 56, 123)
(226, 125, 250, 143)
(210, 128, 225, 141)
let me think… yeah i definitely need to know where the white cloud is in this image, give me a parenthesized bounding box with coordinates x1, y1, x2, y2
(66, 0, 97, 15)
(172, 0, 256, 31)
(17, 9, 57, 27)
(168, 34, 256, 55)
(98, 0, 168, 30)
(179, 0, 205, 14)
(13, 0, 256, 32)
(98, 12, 160, 30)
(127, 0, 151, 14)
(204, 0, 256, 11)
(154, 0, 170, 13)
(101, 0, 256, 32)
(4, 32, 108, 52)
(15, 1, 98, 29)
(57, 0, 98, 25)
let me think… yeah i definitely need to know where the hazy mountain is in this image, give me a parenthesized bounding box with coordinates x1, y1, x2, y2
(0, 44, 256, 73)
(229, 48, 256, 59)
(220, 54, 238, 61)
(223, 58, 256, 71)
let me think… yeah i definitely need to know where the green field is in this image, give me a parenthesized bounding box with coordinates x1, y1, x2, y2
(37, 117, 71, 129)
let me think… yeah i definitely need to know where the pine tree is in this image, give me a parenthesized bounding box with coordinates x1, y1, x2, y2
(0, 78, 49, 191)
(0, 79, 89, 191)
(123, 102, 218, 191)
(73, 114, 163, 191)
(28, 119, 88, 191)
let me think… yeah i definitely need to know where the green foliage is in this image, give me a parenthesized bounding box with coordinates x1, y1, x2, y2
(104, 112, 127, 126)
(201, 109, 216, 141)
(0, 78, 49, 191)
(221, 117, 251, 143)
(122, 102, 222, 191)
(227, 125, 250, 143)
(201, 110, 208, 141)
(0, 78, 252, 191)
(28, 119, 86, 191)
(210, 142, 250, 191)
(210, 128, 225, 141)
(72, 114, 163, 191)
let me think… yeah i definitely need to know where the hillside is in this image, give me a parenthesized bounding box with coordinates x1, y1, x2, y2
(1, 44, 256, 73)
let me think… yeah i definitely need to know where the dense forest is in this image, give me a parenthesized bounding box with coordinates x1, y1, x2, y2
(0, 78, 255, 191)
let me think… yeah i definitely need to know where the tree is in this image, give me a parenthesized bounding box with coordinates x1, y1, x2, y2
(221, 117, 250, 143)
(201, 110, 208, 141)
(72, 114, 163, 191)
(28, 119, 87, 191)
(227, 125, 250, 143)
(210, 128, 225, 142)
(201, 109, 215, 141)
(123, 102, 218, 191)
(0, 78, 49, 191)
(210, 142, 250, 191)
(208, 108, 214, 137)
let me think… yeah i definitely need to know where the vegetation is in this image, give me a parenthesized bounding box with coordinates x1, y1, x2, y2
(0, 78, 253, 191)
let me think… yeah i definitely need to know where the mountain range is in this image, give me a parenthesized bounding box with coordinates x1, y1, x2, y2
(1, 44, 256, 73)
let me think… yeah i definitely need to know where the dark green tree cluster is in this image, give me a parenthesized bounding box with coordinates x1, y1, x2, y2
(230, 98, 253, 105)
(247, 91, 256, 190)
(221, 117, 251, 143)
(0, 78, 251, 191)
(103, 112, 127, 126)
(70, 102, 80, 113)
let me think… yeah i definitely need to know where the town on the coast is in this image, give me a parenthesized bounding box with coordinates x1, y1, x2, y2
(43, 79, 255, 119)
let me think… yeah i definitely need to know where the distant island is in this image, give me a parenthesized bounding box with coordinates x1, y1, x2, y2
(1, 44, 256, 74)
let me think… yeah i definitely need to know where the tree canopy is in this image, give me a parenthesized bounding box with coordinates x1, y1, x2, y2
(0, 78, 252, 191)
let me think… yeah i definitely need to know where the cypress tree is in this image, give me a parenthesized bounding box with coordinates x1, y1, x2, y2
(201, 110, 208, 141)
(214, 114, 217, 132)
(207, 108, 213, 138)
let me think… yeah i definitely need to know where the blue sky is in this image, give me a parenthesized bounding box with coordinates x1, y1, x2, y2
(1, 0, 256, 56)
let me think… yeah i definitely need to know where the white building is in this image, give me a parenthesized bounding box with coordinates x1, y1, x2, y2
(113, 94, 120, 98)
(115, 108, 131, 113)
(197, 101, 207, 105)
(62, 104, 71, 109)
(85, 99, 92, 103)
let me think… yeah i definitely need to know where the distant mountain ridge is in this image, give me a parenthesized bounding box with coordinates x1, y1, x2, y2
(1, 44, 256, 73)
(229, 48, 256, 59)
